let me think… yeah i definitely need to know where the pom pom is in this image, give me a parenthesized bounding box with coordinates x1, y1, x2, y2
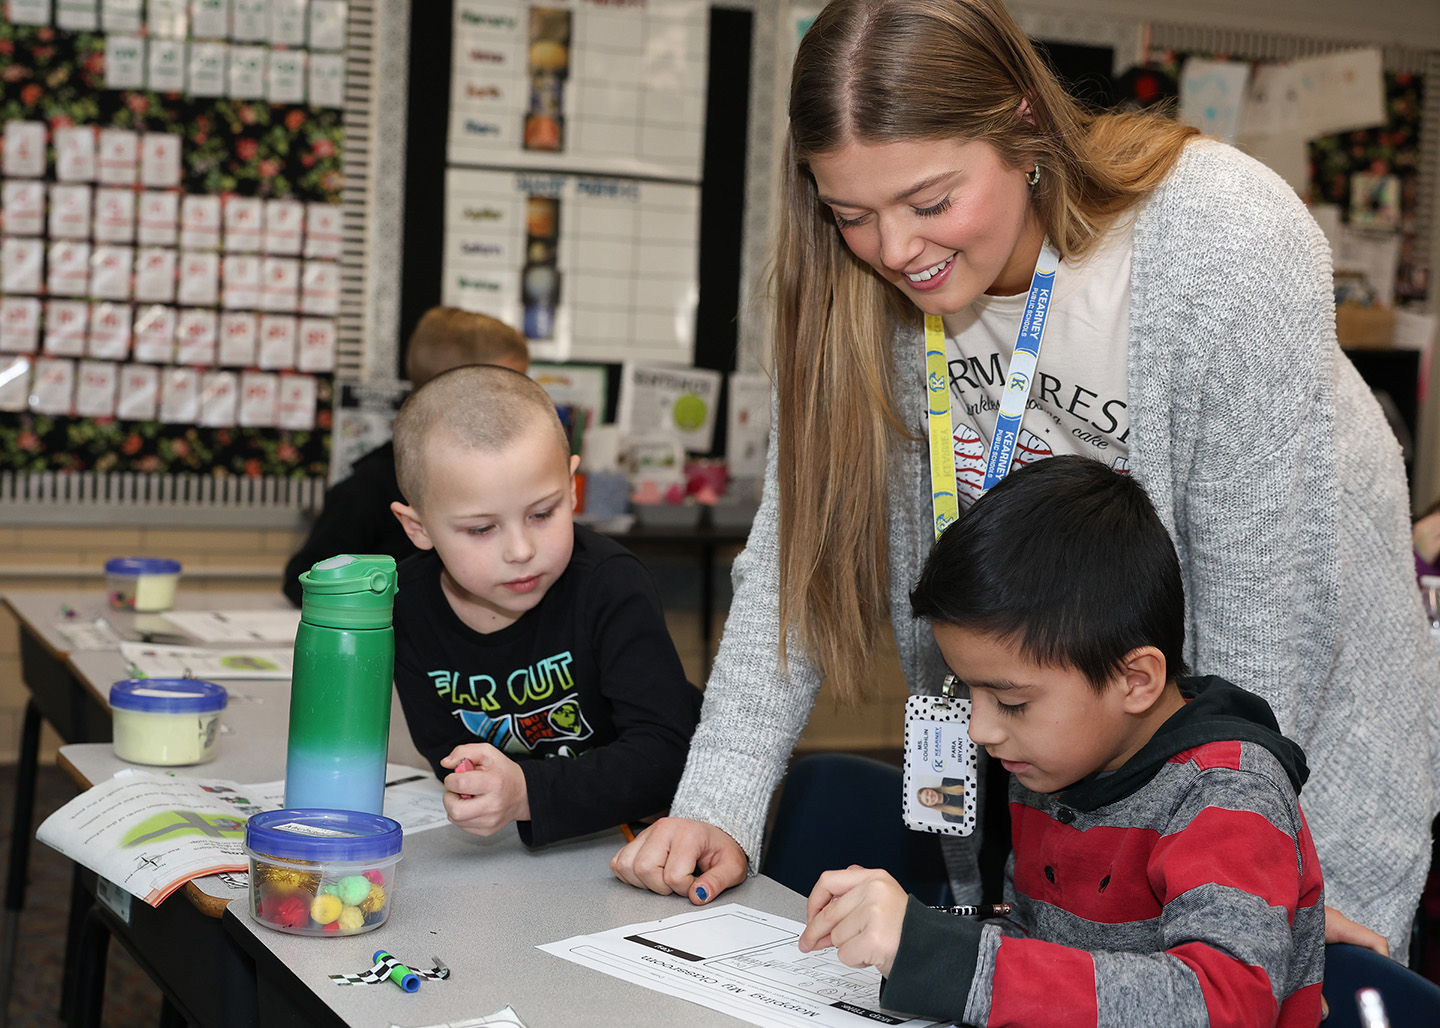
(334, 874, 371, 906)
(337, 905, 365, 932)
(272, 894, 309, 928)
(362, 868, 386, 885)
(310, 892, 343, 925)
(359, 883, 387, 916)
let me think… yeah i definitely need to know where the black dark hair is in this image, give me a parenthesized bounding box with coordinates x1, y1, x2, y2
(909, 455, 1187, 689)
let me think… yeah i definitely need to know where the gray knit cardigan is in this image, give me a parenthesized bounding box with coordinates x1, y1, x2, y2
(670, 140, 1440, 955)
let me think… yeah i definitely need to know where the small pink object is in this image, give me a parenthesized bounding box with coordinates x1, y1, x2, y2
(631, 480, 663, 505)
(692, 483, 720, 505)
(455, 758, 475, 799)
(663, 482, 687, 505)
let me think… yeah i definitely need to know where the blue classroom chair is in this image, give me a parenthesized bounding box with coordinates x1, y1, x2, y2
(760, 752, 953, 906)
(1321, 942, 1440, 1028)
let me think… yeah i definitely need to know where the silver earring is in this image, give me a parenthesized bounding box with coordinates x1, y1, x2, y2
(1026, 164, 1041, 186)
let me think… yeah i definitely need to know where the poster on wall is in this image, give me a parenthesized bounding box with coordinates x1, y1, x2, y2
(442, 167, 699, 364)
(447, 0, 709, 182)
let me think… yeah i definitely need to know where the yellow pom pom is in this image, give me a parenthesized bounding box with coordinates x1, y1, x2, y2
(310, 892, 343, 925)
(337, 905, 365, 932)
(359, 883, 387, 916)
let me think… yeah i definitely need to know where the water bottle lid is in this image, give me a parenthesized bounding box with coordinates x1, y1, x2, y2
(298, 554, 397, 629)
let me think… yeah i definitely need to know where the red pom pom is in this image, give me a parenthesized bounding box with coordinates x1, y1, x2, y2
(323, 920, 340, 933)
(363, 869, 385, 885)
(273, 894, 309, 928)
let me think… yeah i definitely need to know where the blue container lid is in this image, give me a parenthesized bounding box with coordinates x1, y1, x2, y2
(105, 556, 182, 575)
(109, 678, 227, 715)
(246, 809, 403, 863)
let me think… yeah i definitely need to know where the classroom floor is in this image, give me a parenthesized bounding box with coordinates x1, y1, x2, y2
(0, 761, 160, 1028)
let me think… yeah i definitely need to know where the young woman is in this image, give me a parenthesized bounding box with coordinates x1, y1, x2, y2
(612, 0, 1436, 956)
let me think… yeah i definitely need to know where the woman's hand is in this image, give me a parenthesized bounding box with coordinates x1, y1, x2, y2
(1324, 905, 1390, 955)
(610, 816, 748, 904)
(799, 866, 909, 978)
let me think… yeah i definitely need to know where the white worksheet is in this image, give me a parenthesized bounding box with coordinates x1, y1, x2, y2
(161, 609, 301, 644)
(538, 904, 946, 1028)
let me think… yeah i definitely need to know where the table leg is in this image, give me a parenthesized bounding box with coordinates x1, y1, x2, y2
(0, 699, 43, 1025)
(699, 545, 716, 680)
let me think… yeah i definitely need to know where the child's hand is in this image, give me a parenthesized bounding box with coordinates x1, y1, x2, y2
(798, 866, 908, 978)
(440, 744, 530, 836)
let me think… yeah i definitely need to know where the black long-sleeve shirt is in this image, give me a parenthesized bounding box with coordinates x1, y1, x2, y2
(393, 525, 702, 847)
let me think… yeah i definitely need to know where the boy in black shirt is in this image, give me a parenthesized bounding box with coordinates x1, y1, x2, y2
(389, 364, 701, 847)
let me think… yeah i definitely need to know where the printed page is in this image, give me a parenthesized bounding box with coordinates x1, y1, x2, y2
(161, 609, 302, 644)
(538, 904, 946, 1028)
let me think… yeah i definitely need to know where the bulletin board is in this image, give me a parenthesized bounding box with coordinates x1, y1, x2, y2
(0, 2, 356, 490)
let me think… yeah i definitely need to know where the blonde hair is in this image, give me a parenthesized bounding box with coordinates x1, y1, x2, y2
(392, 364, 567, 509)
(774, 0, 1198, 702)
(404, 307, 530, 388)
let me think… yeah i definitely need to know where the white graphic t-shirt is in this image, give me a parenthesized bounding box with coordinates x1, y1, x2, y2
(941, 221, 1134, 506)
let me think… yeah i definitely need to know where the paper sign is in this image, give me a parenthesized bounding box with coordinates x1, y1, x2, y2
(57, 0, 99, 31)
(148, 39, 188, 93)
(218, 311, 258, 366)
(160, 366, 201, 422)
(75, 360, 119, 416)
(141, 135, 183, 188)
(44, 301, 90, 357)
(192, 0, 231, 38)
(94, 187, 138, 243)
(726, 372, 772, 478)
(308, 52, 345, 108)
(1, 238, 45, 294)
(47, 241, 93, 297)
(277, 373, 317, 430)
(178, 251, 221, 306)
(176, 308, 220, 366)
(32, 358, 77, 415)
(98, 130, 140, 186)
(89, 302, 134, 359)
(3, 122, 47, 178)
(617, 361, 723, 452)
(148, 0, 189, 38)
(260, 257, 300, 312)
(3, 181, 46, 236)
(266, 49, 307, 105)
(48, 184, 93, 239)
(0, 357, 32, 411)
(1179, 57, 1250, 143)
(238, 370, 278, 425)
(55, 126, 98, 182)
(270, 0, 308, 45)
(303, 203, 343, 258)
(138, 190, 180, 245)
(223, 196, 263, 252)
(90, 245, 136, 300)
(309, 0, 347, 49)
(228, 45, 267, 98)
(189, 41, 228, 98)
(8, 0, 52, 27)
(135, 248, 178, 302)
(296, 317, 336, 372)
(232, 0, 267, 40)
(257, 315, 297, 368)
(199, 369, 239, 426)
(102, 0, 143, 33)
(300, 260, 340, 315)
(181, 195, 223, 250)
(1293, 48, 1386, 137)
(117, 362, 161, 419)
(0, 299, 43, 354)
(264, 199, 305, 254)
(105, 36, 147, 89)
(134, 305, 178, 363)
(221, 254, 262, 308)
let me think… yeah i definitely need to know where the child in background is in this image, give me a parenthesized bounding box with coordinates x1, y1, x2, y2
(388, 364, 702, 847)
(282, 307, 530, 605)
(800, 456, 1325, 1027)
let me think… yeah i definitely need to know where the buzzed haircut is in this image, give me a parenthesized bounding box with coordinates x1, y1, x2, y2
(404, 307, 530, 389)
(910, 455, 1188, 691)
(392, 364, 569, 509)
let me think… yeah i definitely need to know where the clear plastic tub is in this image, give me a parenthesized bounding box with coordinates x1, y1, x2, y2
(109, 678, 227, 766)
(246, 808, 402, 937)
(105, 557, 182, 611)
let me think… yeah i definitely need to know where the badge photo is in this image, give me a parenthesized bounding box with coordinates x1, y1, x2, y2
(902, 676, 979, 836)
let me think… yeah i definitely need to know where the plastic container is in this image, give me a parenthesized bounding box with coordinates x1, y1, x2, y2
(246, 808, 402, 937)
(105, 557, 182, 612)
(109, 678, 227, 766)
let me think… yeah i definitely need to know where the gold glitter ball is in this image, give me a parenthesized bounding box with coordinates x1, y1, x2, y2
(359, 883, 387, 915)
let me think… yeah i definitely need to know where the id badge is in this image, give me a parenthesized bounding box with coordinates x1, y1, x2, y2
(903, 674, 979, 836)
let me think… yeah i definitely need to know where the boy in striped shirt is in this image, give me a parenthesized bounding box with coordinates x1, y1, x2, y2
(800, 455, 1324, 1028)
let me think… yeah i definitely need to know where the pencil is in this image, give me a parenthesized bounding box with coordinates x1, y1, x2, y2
(621, 822, 637, 842)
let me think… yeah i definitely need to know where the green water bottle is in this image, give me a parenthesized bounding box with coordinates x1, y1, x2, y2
(285, 554, 398, 814)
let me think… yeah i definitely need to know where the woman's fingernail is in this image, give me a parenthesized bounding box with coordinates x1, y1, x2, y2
(695, 886, 708, 901)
